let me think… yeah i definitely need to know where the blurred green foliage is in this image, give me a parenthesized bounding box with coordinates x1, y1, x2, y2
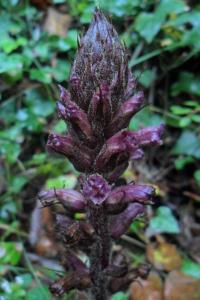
(0, 0, 200, 298)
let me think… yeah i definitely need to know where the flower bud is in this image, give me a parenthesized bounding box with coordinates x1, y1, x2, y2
(106, 183, 155, 213)
(133, 124, 165, 146)
(38, 189, 86, 212)
(50, 270, 91, 296)
(69, 9, 128, 114)
(107, 91, 145, 136)
(57, 86, 94, 142)
(47, 133, 92, 172)
(95, 125, 164, 173)
(64, 249, 88, 271)
(111, 203, 144, 239)
(56, 214, 94, 246)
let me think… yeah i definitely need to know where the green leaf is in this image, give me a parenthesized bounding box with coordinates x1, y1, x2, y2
(15, 273, 33, 288)
(0, 36, 27, 54)
(194, 170, 200, 187)
(10, 176, 28, 194)
(191, 115, 200, 123)
(101, 0, 139, 18)
(0, 140, 21, 164)
(52, 59, 70, 82)
(0, 242, 22, 266)
(27, 286, 52, 300)
(111, 292, 128, 300)
(46, 175, 77, 189)
(179, 116, 192, 128)
(60, 29, 78, 49)
(166, 11, 200, 27)
(175, 156, 194, 170)
(0, 53, 23, 75)
(25, 88, 55, 117)
(129, 107, 164, 130)
(172, 130, 200, 159)
(181, 27, 200, 51)
(138, 69, 156, 88)
(53, 120, 67, 133)
(171, 72, 200, 96)
(30, 68, 52, 84)
(181, 258, 200, 279)
(170, 105, 192, 115)
(134, 12, 163, 43)
(146, 206, 180, 237)
(157, 0, 187, 16)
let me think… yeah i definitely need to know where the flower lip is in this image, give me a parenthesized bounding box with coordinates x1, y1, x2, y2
(82, 174, 111, 205)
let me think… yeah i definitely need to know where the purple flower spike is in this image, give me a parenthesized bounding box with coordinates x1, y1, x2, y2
(111, 203, 145, 239)
(38, 188, 86, 212)
(42, 9, 165, 299)
(82, 174, 111, 205)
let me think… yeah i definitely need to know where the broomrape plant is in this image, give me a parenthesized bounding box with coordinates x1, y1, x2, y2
(39, 8, 164, 300)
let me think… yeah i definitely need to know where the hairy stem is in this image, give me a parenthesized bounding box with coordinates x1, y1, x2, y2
(88, 202, 111, 300)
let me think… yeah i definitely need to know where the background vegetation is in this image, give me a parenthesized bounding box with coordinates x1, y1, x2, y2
(0, 0, 200, 299)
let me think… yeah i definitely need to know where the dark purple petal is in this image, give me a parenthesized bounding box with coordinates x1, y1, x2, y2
(95, 125, 164, 171)
(58, 85, 70, 104)
(107, 91, 145, 136)
(107, 161, 129, 183)
(64, 249, 88, 271)
(55, 214, 94, 246)
(133, 124, 165, 146)
(104, 264, 128, 278)
(88, 84, 112, 124)
(106, 183, 155, 213)
(82, 174, 111, 205)
(57, 88, 94, 142)
(47, 133, 74, 156)
(95, 130, 137, 170)
(111, 203, 145, 239)
(47, 133, 92, 172)
(123, 72, 137, 100)
(38, 189, 86, 212)
(50, 270, 91, 296)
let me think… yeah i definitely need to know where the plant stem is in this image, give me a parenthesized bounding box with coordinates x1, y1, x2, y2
(88, 202, 111, 300)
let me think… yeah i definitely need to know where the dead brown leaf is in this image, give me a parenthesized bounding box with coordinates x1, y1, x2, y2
(29, 200, 58, 257)
(164, 271, 200, 300)
(130, 271, 163, 300)
(44, 8, 71, 37)
(146, 236, 182, 271)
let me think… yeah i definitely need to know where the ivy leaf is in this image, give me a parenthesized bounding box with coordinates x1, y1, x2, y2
(0, 242, 22, 266)
(172, 131, 200, 159)
(146, 206, 180, 237)
(181, 259, 200, 279)
(194, 170, 200, 187)
(171, 72, 200, 96)
(111, 292, 128, 300)
(30, 68, 52, 84)
(134, 12, 163, 43)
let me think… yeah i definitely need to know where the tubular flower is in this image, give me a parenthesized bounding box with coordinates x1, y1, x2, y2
(40, 8, 164, 299)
